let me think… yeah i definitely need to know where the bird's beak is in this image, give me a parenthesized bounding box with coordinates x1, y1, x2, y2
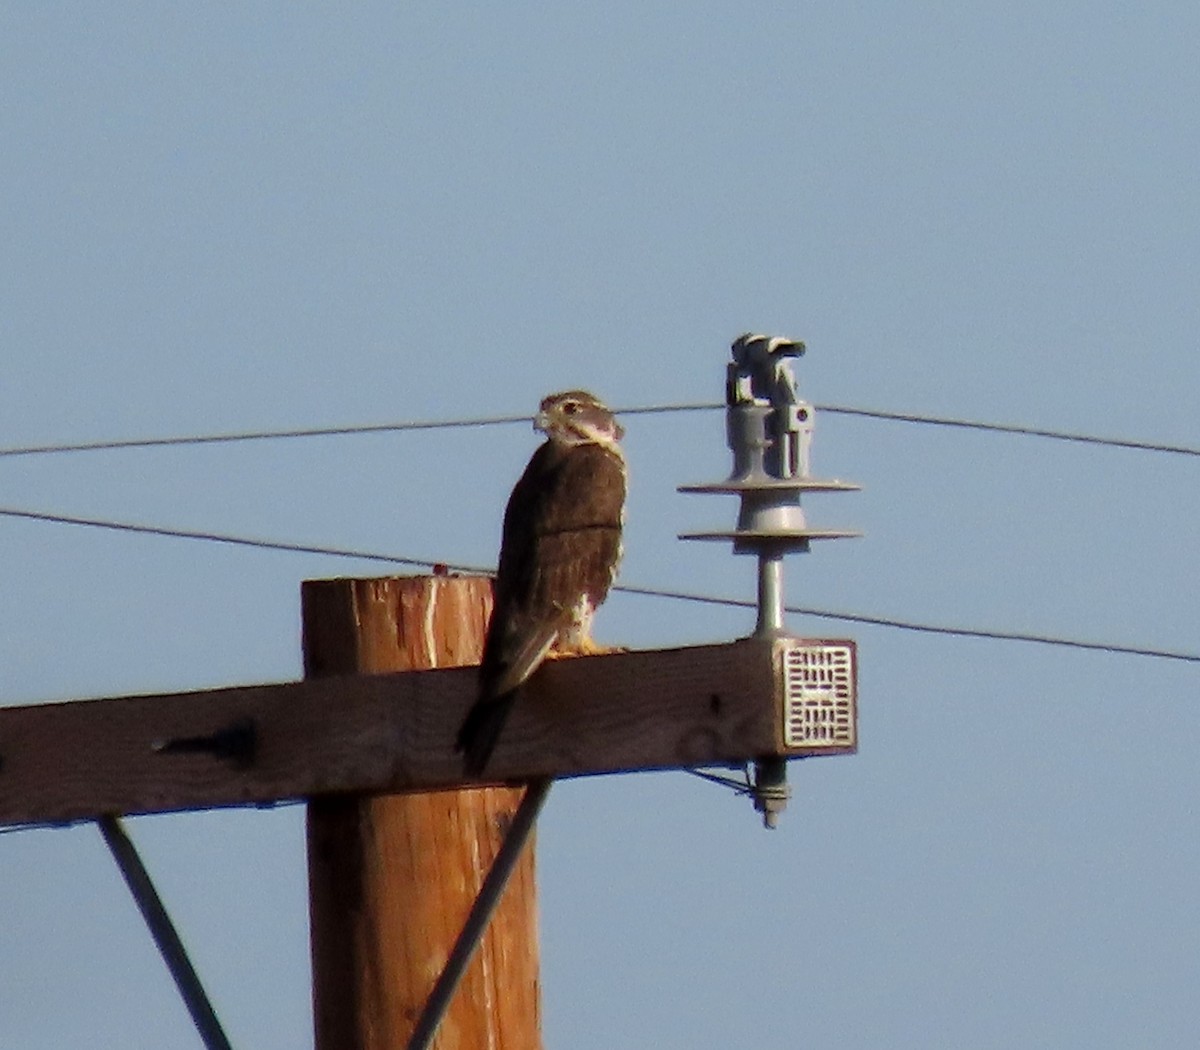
(533, 409, 551, 434)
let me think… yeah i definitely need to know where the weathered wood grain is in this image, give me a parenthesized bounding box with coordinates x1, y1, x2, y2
(0, 621, 802, 828)
(304, 575, 541, 1050)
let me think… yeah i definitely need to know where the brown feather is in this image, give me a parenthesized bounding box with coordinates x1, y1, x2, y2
(456, 429, 626, 775)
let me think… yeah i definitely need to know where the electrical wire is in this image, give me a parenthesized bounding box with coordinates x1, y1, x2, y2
(0, 404, 716, 458)
(0, 506, 470, 570)
(0, 414, 536, 458)
(616, 583, 1200, 664)
(0, 401, 1196, 459)
(1, 505, 1195, 664)
(818, 404, 1200, 458)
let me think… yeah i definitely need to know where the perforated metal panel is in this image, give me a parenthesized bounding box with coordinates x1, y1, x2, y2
(780, 643, 856, 750)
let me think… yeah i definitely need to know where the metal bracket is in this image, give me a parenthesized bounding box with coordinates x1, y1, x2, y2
(98, 816, 234, 1050)
(153, 717, 257, 767)
(406, 778, 552, 1050)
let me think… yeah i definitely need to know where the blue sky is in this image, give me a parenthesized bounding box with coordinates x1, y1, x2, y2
(1, 4, 1197, 1048)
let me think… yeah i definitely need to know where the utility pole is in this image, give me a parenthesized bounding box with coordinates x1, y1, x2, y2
(302, 575, 542, 1050)
(0, 586, 854, 1050)
(0, 334, 860, 1050)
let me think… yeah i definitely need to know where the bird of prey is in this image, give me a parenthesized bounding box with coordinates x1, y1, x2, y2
(456, 390, 627, 776)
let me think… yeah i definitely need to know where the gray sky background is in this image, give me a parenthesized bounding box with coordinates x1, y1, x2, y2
(2, 4, 1197, 1048)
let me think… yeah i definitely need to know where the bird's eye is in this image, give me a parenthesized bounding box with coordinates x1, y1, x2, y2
(562, 401, 580, 415)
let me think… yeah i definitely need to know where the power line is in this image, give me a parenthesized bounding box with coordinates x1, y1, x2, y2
(0, 506, 459, 569)
(0, 404, 719, 459)
(1, 505, 1195, 665)
(616, 584, 1200, 664)
(0, 414, 537, 458)
(0, 401, 1196, 459)
(819, 404, 1200, 458)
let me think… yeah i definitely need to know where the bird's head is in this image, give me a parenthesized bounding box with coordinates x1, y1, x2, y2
(535, 390, 624, 452)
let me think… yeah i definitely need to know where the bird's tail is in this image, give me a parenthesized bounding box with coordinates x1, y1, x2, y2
(455, 691, 518, 777)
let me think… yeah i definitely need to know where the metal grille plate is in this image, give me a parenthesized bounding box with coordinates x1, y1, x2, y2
(780, 643, 856, 750)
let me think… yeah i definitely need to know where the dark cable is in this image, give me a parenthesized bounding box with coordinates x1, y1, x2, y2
(0, 405, 718, 458)
(0, 414, 536, 458)
(613, 585, 1200, 664)
(0, 506, 477, 570)
(818, 403, 1200, 458)
(1, 505, 1194, 664)
(0, 401, 1195, 459)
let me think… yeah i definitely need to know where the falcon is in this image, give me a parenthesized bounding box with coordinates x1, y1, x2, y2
(456, 390, 627, 776)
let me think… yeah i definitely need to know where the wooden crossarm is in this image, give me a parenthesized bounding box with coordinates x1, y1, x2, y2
(0, 638, 853, 827)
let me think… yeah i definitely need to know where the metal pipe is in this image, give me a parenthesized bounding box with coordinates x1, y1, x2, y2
(755, 550, 785, 636)
(97, 816, 234, 1050)
(406, 778, 552, 1050)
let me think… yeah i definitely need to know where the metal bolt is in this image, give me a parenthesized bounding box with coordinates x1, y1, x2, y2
(752, 756, 791, 829)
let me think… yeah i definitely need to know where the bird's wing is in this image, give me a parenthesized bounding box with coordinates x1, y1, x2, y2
(480, 441, 626, 699)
